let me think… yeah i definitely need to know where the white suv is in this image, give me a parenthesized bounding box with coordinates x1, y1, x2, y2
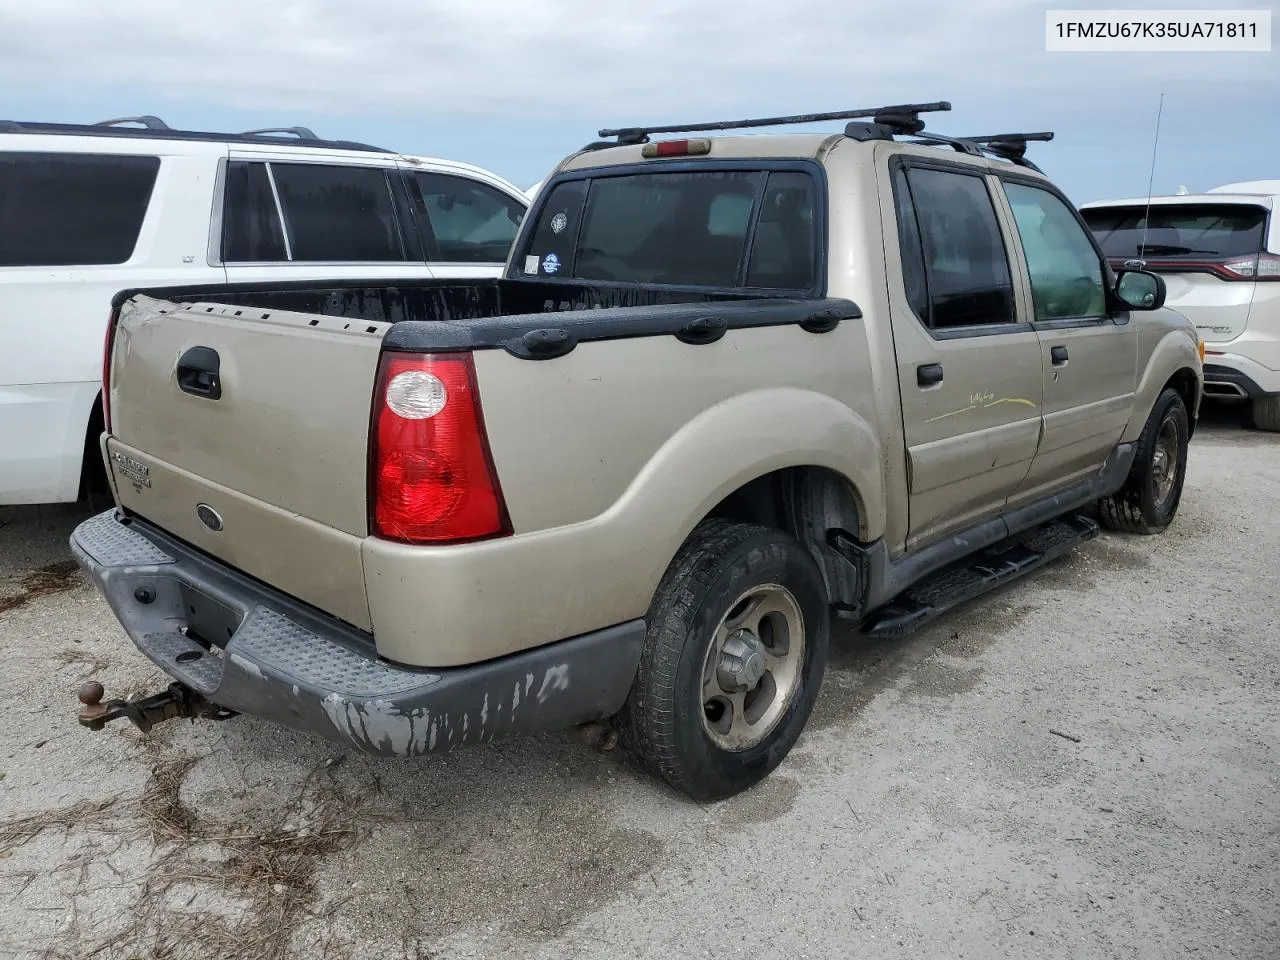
(1080, 181, 1280, 430)
(0, 117, 529, 504)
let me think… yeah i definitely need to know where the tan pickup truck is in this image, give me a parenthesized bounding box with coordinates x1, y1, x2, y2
(71, 102, 1203, 801)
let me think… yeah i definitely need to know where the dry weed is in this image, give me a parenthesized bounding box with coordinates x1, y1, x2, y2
(0, 561, 81, 616)
(53, 647, 113, 678)
(0, 799, 118, 858)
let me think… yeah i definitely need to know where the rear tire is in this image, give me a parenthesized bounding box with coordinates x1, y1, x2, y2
(77, 396, 109, 504)
(619, 520, 829, 802)
(1098, 387, 1189, 534)
(1252, 396, 1280, 432)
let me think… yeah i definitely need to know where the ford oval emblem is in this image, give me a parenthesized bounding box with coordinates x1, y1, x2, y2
(196, 503, 224, 532)
(1124, 258, 1147, 270)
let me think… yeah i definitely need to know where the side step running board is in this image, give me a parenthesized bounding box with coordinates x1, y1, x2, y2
(860, 514, 1099, 637)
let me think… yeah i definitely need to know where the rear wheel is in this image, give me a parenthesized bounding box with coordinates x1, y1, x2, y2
(1099, 387, 1189, 534)
(1252, 395, 1280, 432)
(619, 520, 829, 802)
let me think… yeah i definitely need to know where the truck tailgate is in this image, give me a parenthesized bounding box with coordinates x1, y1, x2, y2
(106, 295, 388, 629)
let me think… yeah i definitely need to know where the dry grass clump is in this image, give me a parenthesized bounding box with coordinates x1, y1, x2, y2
(1, 738, 362, 960)
(0, 560, 81, 615)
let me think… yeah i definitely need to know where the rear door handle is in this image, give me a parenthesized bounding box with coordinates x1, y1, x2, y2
(917, 363, 944, 387)
(176, 346, 222, 400)
(1051, 346, 1069, 366)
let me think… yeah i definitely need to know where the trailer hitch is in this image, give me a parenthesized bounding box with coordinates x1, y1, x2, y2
(76, 680, 236, 733)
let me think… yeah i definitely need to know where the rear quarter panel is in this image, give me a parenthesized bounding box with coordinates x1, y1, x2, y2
(365, 320, 886, 666)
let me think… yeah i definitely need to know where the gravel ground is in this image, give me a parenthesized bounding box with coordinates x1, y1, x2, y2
(1, 405, 1276, 960)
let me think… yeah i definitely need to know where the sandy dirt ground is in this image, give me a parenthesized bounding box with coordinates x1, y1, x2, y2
(1, 406, 1276, 960)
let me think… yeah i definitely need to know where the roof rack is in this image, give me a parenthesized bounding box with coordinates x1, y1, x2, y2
(241, 126, 320, 140)
(597, 101, 952, 146)
(587, 104, 1053, 172)
(907, 131, 1054, 172)
(97, 115, 172, 130)
(0, 118, 391, 153)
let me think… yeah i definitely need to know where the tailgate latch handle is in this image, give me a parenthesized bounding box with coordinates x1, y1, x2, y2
(176, 346, 222, 400)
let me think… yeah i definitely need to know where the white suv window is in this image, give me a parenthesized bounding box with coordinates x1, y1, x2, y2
(1082, 203, 1268, 262)
(221, 161, 287, 262)
(221, 161, 410, 263)
(0, 153, 159, 266)
(271, 163, 407, 263)
(409, 172, 525, 263)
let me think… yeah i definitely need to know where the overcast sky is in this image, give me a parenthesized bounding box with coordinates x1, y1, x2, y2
(1, 0, 1275, 202)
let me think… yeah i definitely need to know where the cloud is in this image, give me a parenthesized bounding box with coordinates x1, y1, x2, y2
(1, 0, 1270, 126)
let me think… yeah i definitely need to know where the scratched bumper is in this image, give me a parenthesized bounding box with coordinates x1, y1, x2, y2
(70, 510, 645, 756)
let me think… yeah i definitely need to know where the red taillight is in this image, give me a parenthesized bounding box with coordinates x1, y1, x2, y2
(641, 138, 712, 158)
(369, 351, 510, 544)
(1221, 253, 1280, 281)
(1112, 254, 1280, 282)
(102, 309, 118, 431)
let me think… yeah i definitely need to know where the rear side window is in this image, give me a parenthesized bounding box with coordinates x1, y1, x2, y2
(270, 163, 406, 262)
(221, 161, 287, 262)
(516, 168, 820, 290)
(1082, 204, 1268, 261)
(518, 179, 587, 277)
(746, 172, 817, 289)
(410, 172, 525, 263)
(894, 166, 1017, 329)
(0, 153, 159, 266)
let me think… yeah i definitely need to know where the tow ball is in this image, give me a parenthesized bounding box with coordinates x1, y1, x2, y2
(76, 681, 236, 733)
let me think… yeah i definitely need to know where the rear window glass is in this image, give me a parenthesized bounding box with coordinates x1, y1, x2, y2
(1082, 203, 1267, 260)
(0, 152, 159, 266)
(516, 168, 819, 290)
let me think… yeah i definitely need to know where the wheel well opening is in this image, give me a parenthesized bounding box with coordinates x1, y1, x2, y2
(78, 393, 108, 501)
(1165, 368, 1200, 436)
(705, 466, 867, 613)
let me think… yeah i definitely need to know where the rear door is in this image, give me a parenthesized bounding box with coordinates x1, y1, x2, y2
(1081, 199, 1270, 344)
(884, 159, 1044, 550)
(218, 152, 432, 284)
(999, 177, 1136, 499)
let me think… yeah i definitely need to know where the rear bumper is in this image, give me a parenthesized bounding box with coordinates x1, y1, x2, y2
(70, 510, 645, 756)
(1203, 357, 1280, 398)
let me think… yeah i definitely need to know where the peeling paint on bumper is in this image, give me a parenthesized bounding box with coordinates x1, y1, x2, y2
(70, 510, 646, 756)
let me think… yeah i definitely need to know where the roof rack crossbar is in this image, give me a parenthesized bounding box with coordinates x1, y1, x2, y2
(599, 101, 951, 145)
(956, 131, 1054, 161)
(96, 115, 171, 130)
(242, 126, 320, 141)
(959, 132, 1055, 144)
(906, 130, 1053, 172)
